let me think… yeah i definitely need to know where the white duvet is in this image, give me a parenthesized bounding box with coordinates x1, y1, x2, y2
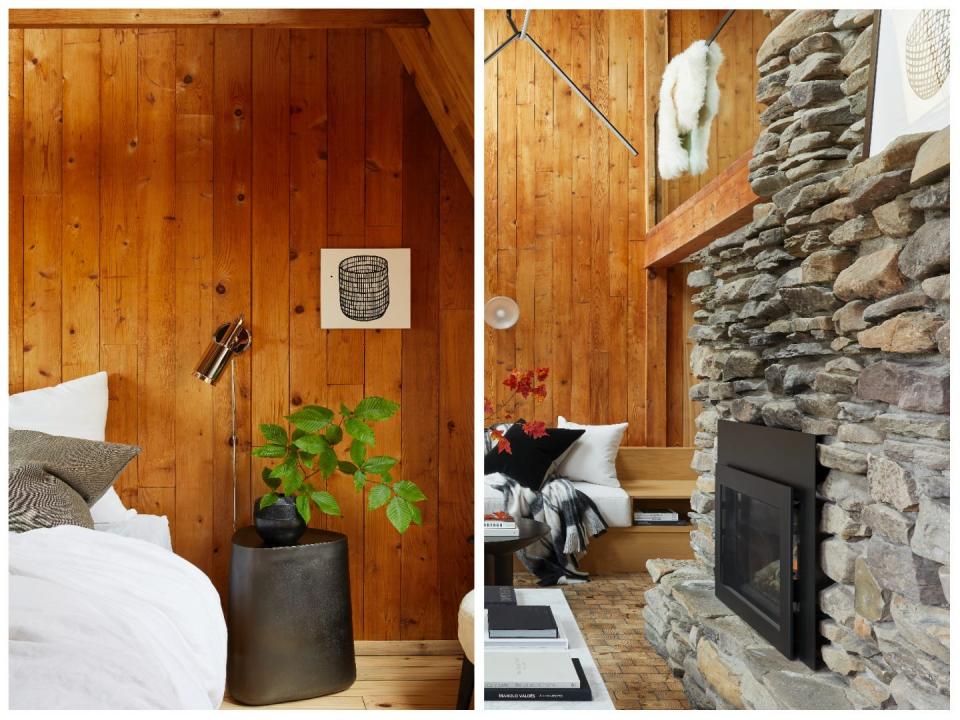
(9, 526, 226, 709)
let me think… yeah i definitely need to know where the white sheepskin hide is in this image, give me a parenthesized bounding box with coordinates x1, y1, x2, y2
(657, 40, 725, 180)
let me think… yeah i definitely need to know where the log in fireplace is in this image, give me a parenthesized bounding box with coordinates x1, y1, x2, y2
(715, 420, 825, 669)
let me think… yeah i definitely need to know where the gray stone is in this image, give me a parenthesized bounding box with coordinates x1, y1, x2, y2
(757, 10, 839, 66)
(920, 273, 949, 301)
(687, 268, 714, 288)
(761, 398, 803, 430)
(787, 130, 835, 155)
(820, 582, 855, 624)
(837, 134, 932, 193)
(857, 311, 943, 353)
(832, 300, 868, 333)
(696, 639, 745, 708)
(833, 244, 905, 301)
(850, 672, 893, 708)
(722, 350, 763, 380)
(761, 669, 856, 710)
(848, 169, 913, 212)
(889, 673, 949, 710)
(837, 423, 882, 444)
(890, 594, 949, 662)
(646, 557, 693, 583)
(898, 218, 950, 280)
(839, 24, 874, 74)
(821, 502, 869, 539)
(780, 285, 841, 314)
(789, 77, 844, 106)
(730, 395, 767, 423)
(800, 101, 857, 131)
(834, 10, 875, 29)
(861, 502, 916, 545)
(936, 324, 948, 357)
(799, 248, 853, 283)
(840, 64, 870, 95)
(796, 392, 840, 417)
(821, 643, 863, 675)
(828, 215, 881, 246)
(819, 443, 867, 473)
(910, 126, 950, 187)
(751, 168, 790, 197)
(910, 177, 950, 211)
(821, 536, 864, 582)
(872, 196, 924, 238)
(875, 411, 949, 440)
(938, 565, 949, 603)
(867, 454, 917, 511)
(863, 536, 946, 605)
(857, 361, 949, 414)
(911, 496, 949, 564)
(861, 291, 928, 322)
(690, 490, 715, 514)
(756, 69, 792, 104)
(789, 31, 841, 63)
(813, 371, 856, 395)
(673, 582, 731, 620)
(855, 555, 891, 621)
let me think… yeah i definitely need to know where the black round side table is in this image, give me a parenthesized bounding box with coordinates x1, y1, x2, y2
(483, 518, 550, 586)
(227, 527, 356, 705)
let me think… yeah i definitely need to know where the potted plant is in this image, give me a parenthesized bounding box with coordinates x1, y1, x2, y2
(251, 396, 424, 545)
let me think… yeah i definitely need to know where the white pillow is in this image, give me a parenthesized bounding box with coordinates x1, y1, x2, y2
(554, 416, 628, 488)
(9, 372, 135, 522)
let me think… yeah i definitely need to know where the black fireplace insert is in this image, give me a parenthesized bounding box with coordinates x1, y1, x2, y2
(715, 420, 824, 670)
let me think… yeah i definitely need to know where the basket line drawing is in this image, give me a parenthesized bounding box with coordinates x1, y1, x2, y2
(338, 255, 390, 321)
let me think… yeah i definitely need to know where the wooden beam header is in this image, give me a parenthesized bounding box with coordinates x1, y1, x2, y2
(9, 8, 429, 29)
(644, 150, 759, 268)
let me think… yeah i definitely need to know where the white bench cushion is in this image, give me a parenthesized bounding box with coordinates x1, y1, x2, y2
(483, 474, 632, 528)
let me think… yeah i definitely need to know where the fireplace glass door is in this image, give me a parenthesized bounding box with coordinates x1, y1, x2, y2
(716, 465, 795, 656)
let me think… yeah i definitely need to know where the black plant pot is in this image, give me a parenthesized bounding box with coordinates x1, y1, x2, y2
(254, 495, 307, 546)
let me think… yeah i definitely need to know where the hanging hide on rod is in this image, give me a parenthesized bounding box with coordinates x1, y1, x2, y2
(657, 40, 725, 180)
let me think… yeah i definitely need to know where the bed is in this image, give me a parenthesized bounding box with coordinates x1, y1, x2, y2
(8, 372, 227, 710)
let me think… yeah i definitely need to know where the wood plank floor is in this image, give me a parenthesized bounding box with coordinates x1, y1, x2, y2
(221, 640, 466, 710)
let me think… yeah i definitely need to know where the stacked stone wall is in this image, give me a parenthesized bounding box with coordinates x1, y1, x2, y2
(644, 9, 949, 710)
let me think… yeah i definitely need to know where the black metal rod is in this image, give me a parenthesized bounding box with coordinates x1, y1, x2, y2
(707, 10, 736, 45)
(524, 33, 639, 156)
(484, 30, 519, 64)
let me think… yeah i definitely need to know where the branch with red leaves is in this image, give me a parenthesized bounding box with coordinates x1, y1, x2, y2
(484, 367, 550, 454)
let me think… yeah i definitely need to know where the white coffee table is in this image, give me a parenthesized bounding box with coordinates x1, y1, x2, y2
(484, 588, 615, 710)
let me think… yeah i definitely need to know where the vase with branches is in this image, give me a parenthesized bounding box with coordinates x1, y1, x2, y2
(484, 367, 550, 454)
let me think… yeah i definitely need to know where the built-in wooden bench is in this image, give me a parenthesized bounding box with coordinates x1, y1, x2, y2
(580, 447, 696, 574)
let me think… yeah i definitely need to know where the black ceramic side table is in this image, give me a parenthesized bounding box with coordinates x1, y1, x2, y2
(227, 527, 356, 705)
(483, 518, 550, 586)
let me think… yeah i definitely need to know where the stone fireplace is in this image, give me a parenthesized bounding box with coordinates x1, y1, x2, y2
(643, 10, 949, 710)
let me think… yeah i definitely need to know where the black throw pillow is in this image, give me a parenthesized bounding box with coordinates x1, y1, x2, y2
(484, 420, 585, 490)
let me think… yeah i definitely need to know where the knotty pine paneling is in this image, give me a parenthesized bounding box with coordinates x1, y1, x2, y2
(485, 10, 768, 445)
(9, 27, 473, 642)
(485, 10, 653, 444)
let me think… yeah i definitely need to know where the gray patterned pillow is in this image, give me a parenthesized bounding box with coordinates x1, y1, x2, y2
(9, 429, 140, 517)
(9, 463, 94, 531)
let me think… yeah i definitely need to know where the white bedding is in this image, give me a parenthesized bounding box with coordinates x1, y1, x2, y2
(95, 513, 173, 551)
(9, 526, 226, 709)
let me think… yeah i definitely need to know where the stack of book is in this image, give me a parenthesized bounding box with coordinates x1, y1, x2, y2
(484, 512, 519, 537)
(485, 598, 568, 648)
(484, 652, 591, 702)
(633, 507, 685, 525)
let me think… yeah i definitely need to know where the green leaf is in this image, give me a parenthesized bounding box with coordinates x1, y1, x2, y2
(338, 461, 358, 475)
(286, 405, 334, 433)
(409, 502, 423, 526)
(260, 423, 288, 446)
(324, 425, 343, 446)
(262, 467, 281, 491)
(293, 434, 329, 454)
(282, 466, 305, 497)
(298, 451, 315, 469)
(345, 418, 375, 445)
(393, 479, 427, 503)
(353, 470, 367, 491)
(252, 444, 288, 458)
(295, 494, 311, 524)
(354, 396, 400, 421)
(292, 428, 306, 442)
(386, 496, 414, 534)
(269, 454, 298, 479)
(349, 439, 367, 467)
(363, 455, 397, 474)
(340, 402, 353, 418)
(311, 490, 341, 516)
(368, 483, 392, 510)
(258, 492, 279, 510)
(316, 445, 338, 478)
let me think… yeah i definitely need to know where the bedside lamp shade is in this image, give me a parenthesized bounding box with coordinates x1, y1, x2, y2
(484, 296, 520, 330)
(195, 316, 252, 385)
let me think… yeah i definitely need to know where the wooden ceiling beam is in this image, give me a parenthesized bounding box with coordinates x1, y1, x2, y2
(644, 149, 759, 268)
(8, 9, 429, 29)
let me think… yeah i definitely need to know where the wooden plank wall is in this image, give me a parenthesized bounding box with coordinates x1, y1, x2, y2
(485, 9, 653, 445)
(658, 9, 772, 218)
(9, 27, 473, 642)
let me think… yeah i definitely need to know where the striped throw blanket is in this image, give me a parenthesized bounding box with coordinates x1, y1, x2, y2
(494, 474, 608, 586)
